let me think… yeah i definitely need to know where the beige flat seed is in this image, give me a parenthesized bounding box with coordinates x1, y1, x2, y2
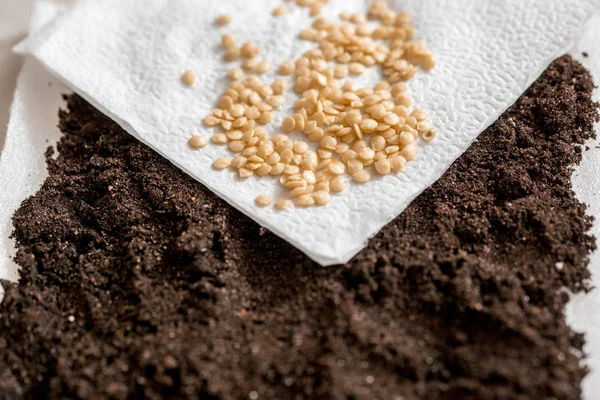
(328, 160, 345, 175)
(399, 131, 415, 145)
(358, 148, 375, 161)
(238, 167, 253, 178)
(255, 61, 271, 74)
(204, 115, 219, 127)
(181, 70, 197, 86)
(226, 130, 244, 141)
(224, 48, 241, 62)
(400, 145, 417, 161)
(229, 140, 246, 153)
(296, 194, 315, 207)
(189, 135, 207, 149)
(255, 195, 274, 207)
(320, 135, 337, 150)
(391, 155, 407, 173)
(231, 156, 248, 169)
(275, 198, 292, 210)
(347, 159, 363, 175)
(282, 116, 296, 133)
(371, 135, 386, 151)
(212, 133, 228, 144)
(222, 33, 236, 49)
(213, 157, 232, 170)
(314, 191, 331, 206)
(317, 149, 332, 159)
(218, 96, 234, 110)
(349, 62, 365, 75)
(374, 159, 392, 175)
(360, 119, 378, 133)
(353, 170, 371, 183)
(270, 162, 286, 175)
(294, 141, 308, 154)
(342, 150, 358, 163)
(257, 112, 272, 124)
(290, 186, 311, 198)
(273, 5, 289, 17)
(279, 61, 296, 75)
(216, 14, 232, 26)
(272, 78, 287, 95)
(330, 176, 346, 192)
(284, 165, 301, 175)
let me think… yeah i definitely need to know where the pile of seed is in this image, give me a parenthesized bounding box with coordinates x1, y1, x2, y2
(189, 0, 436, 209)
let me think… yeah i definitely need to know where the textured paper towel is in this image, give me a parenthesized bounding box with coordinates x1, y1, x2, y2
(3, 1, 600, 398)
(18, 0, 600, 265)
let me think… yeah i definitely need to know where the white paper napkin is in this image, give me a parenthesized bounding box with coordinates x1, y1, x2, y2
(15, 0, 600, 265)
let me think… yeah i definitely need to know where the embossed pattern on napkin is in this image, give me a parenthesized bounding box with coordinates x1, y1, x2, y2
(22, 0, 600, 265)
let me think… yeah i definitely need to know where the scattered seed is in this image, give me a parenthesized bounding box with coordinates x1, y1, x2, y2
(275, 198, 292, 210)
(189, 135, 207, 149)
(255, 195, 274, 207)
(353, 170, 371, 183)
(181, 70, 196, 86)
(296, 194, 315, 207)
(213, 157, 232, 170)
(314, 191, 331, 206)
(216, 14, 232, 26)
(273, 5, 289, 17)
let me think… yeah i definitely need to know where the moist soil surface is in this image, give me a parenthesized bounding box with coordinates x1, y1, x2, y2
(0, 56, 599, 400)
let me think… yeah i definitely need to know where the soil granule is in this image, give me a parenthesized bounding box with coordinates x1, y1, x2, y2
(0, 55, 599, 400)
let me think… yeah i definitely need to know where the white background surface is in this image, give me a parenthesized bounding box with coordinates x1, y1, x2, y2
(1, 1, 600, 398)
(0, 0, 34, 152)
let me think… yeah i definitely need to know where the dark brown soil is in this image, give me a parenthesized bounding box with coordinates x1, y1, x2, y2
(0, 55, 598, 400)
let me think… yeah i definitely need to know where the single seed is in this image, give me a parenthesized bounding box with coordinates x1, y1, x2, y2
(396, 93, 414, 107)
(270, 162, 286, 175)
(204, 115, 219, 126)
(371, 135, 386, 151)
(296, 194, 315, 207)
(226, 130, 244, 141)
(275, 198, 292, 210)
(330, 176, 345, 192)
(222, 33, 236, 49)
(255, 195, 274, 207)
(303, 170, 317, 184)
(353, 170, 371, 183)
(359, 147, 375, 160)
(231, 156, 248, 169)
(328, 160, 345, 175)
(227, 67, 244, 81)
(411, 108, 428, 121)
(290, 186, 311, 197)
(347, 159, 363, 175)
(280, 149, 294, 164)
(314, 191, 331, 206)
(320, 135, 337, 150)
(272, 78, 287, 95)
(255, 61, 271, 74)
(181, 70, 196, 86)
(282, 116, 296, 132)
(360, 119, 378, 133)
(257, 112, 272, 124)
(400, 145, 417, 161)
(212, 133, 228, 144)
(273, 5, 289, 17)
(279, 61, 296, 75)
(399, 131, 414, 145)
(224, 48, 241, 61)
(384, 113, 401, 126)
(218, 96, 234, 110)
(345, 110, 362, 125)
(349, 62, 365, 75)
(213, 157, 232, 170)
(374, 159, 392, 175)
(216, 14, 232, 26)
(391, 155, 407, 172)
(294, 141, 308, 154)
(189, 135, 207, 149)
(239, 167, 253, 178)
